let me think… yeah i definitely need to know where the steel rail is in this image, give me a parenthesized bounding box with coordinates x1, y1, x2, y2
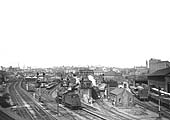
(134, 98, 170, 119)
(0, 110, 16, 120)
(17, 80, 58, 120)
(81, 108, 109, 120)
(58, 104, 105, 120)
(9, 82, 35, 120)
(95, 100, 139, 120)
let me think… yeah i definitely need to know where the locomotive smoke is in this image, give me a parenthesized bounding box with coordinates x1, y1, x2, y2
(88, 75, 96, 86)
(74, 76, 80, 84)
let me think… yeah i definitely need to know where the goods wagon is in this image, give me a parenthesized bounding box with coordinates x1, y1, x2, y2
(138, 87, 149, 100)
(131, 86, 149, 101)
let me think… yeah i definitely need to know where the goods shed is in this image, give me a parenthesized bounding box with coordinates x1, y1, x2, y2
(147, 67, 170, 93)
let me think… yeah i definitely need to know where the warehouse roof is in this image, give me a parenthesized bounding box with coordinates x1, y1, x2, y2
(148, 67, 170, 77)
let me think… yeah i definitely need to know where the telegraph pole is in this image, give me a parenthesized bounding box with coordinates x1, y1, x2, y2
(107, 82, 110, 100)
(158, 87, 161, 119)
(55, 91, 59, 116)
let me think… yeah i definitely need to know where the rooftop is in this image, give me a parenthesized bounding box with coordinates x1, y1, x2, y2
(148, 67, 170, 77)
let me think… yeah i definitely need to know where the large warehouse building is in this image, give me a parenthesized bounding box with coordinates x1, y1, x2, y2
(147, 67, 170, 93)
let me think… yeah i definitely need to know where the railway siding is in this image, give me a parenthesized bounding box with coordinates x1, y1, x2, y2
(17, 80, 57, 120)
(5, 82, 32, 120)
(0, 106, 24, 120)
(134, 98, 170, 119)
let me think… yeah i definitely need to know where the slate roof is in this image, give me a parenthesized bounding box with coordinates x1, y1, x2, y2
(110, 88, 124, 95)
(148, 67, 170, 77)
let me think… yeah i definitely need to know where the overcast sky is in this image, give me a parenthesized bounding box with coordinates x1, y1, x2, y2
(0, 0, 170, 68)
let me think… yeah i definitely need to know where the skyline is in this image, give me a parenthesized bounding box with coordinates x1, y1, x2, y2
(0, 58, 167, 69)
(0, 0, 170, 68)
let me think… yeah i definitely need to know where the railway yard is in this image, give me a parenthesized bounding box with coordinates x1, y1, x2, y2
(0, 71, 170, 120)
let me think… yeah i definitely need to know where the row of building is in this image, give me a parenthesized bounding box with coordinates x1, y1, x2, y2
(72, 58, 170, 108)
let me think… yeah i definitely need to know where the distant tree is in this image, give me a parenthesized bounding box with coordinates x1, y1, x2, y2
(3, 93, 10, 100)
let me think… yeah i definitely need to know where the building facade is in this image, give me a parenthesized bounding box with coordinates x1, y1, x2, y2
(149, 58, 170, 74)
(79, 68, 94, 77)
(147, 67, 170, 93)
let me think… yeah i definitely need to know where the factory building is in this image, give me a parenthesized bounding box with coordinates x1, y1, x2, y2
(149, 58, 170, 74)
(148, 67, 170, 93)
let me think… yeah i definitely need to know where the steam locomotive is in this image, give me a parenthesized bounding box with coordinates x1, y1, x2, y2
(131, 85, 149, 101)
(57, 83, 81, 110)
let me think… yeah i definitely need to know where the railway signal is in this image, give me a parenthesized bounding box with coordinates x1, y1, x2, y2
(36, 72, 41, 88)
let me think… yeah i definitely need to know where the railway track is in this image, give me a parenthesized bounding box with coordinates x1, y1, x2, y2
(134, 98, 170, 119)
(38, 97, 109, 120)
(10, 80, 58, 120)
(80, 108, 109, 120)
(9, 82, 34, 120)
(36, 82, 133, 120)
(0, 110, 15, 120)
(20, 79, 140, 120)
(31, 87, 110, 120)
(20, 79, 81, 120)
(45, 86, 111, 120)
(96, 100, 139, 120)
(18, 80, 57, 120)
(57, 103, 109, 120)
